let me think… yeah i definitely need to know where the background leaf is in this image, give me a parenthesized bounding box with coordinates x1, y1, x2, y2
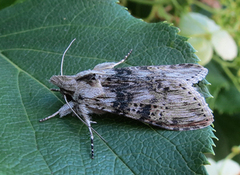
(0, 0, 215, 174)
(206, 61, 240, 114)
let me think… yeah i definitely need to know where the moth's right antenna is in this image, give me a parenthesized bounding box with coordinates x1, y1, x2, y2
(61, 38, 76, 76)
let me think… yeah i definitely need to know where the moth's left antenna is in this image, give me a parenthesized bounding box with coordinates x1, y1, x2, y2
(61, 38, 76, 76)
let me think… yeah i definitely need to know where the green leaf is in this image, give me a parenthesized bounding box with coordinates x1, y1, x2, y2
(0, 0, 215, 174)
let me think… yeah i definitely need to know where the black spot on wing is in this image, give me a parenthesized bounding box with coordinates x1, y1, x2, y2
(138, 66, 148, 70)
(169, 65, 177, 69)
(150, 98, 159, 103)
(157, 82, 162, 89)
(78, 94, 83, 100)
(163, 87, 169, 91)
(112, 87, 134, 114)
(137, 104, 152, 122)
(178, 63, 195, 68)
(141, 104, 151, 116)
(114, 67, 132, 75)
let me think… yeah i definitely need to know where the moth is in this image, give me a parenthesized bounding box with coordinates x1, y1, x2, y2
(40, 39, 214, 158)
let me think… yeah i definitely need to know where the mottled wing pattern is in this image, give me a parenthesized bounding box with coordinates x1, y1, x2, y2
(86, 64, 213, 130)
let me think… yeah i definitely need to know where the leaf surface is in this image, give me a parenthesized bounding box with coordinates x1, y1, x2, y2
(0, 0, 215, 174)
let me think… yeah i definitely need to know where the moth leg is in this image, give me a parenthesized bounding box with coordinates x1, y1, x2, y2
(78, 104, 96, 159)
(85, 114, 94, 159)
(110, 49, 133, 68)
(39, 101, 75, 122)
(82, 113, 95, 159)
(93, 49, 132, 71)
(50, 88, 60, 92)
(39, 110, 60, 122)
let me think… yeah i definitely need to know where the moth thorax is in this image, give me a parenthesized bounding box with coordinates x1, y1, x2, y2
(75, 80, 105, 99)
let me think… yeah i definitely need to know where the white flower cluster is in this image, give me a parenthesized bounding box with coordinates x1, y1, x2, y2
(205, 158, 240, 175)
(179, 12, 237, 65)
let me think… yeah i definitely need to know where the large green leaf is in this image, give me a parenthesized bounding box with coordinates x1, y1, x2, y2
(0, 0, 215, 174)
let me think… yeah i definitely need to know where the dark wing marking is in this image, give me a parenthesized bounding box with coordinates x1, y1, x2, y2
(85, 64, 213, 130)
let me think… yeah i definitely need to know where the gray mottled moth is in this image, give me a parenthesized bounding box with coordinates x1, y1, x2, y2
(40, 39, 214, 158)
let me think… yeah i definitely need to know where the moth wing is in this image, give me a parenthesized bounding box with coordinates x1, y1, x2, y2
(85, 65, 213, 130)
(102, 64, 208, 84)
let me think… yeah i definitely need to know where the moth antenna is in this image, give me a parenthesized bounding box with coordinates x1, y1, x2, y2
(61, 38, 76, 76)
(60, 38, 106, 156)
(41, 39, 109, 158)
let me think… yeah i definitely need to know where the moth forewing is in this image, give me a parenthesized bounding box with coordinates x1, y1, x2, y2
(81, 64, 213, 131)
(41, 40, 213, 158)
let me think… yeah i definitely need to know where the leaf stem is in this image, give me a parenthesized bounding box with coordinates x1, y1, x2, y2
(212, 55, 240, 92)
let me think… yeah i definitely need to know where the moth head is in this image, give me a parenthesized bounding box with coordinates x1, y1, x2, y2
(50, 72, 105, 100)
(50, 75, 77, 97)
